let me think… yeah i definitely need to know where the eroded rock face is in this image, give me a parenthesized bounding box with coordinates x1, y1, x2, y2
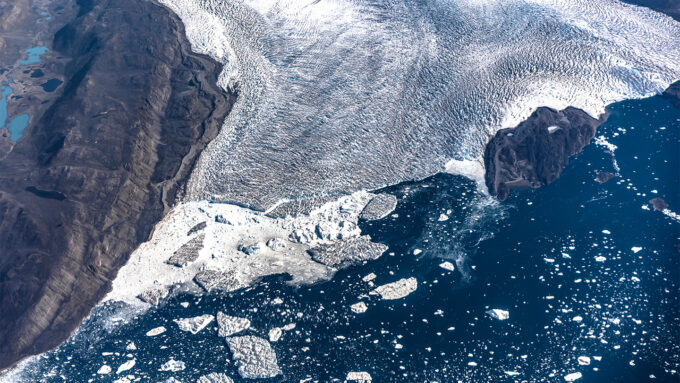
(307, 236, 387, 268)
(484, 107, 605, 201)
(0, 0, 235, 370)
(225, 336, 281, 379)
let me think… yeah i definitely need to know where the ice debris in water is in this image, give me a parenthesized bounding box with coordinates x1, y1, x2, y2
(217, 312, 251, 337)
(486, 309, 510, 321)
(145, 326, 166, 337)
(307, 236, 387, 268)
(564, 372, 583, 381)
(159, 359, 186, 372)
(439, 261, 455, 271)
(577, 356, 591, 365)
(97, 365, 111, 375)
(196, 373, 234, 383)
(359, 193, 397, 221)
(173, 314, 214, 334)
(225, 336, 281, 379)
(116, 359, 135, 374)
(370, 277, 418, 300)
(351, 302, 368, 314)
(345, 371, 373, 382)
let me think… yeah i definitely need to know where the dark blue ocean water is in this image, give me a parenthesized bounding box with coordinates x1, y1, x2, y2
(11, 93, 679, 382)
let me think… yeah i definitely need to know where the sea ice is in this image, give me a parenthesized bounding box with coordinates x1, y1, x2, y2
(116, 359, 135, 374)
(97, 365, 111, 374)
(159, 359, 186, 372)
(197, 373, 234, 383)
(486, 309, 510, 321)
(225, 336, 281, 379)
(439, 261, 455, 271)
(351, 302, 368, 314)
(370, 278, 418, 300)
(564, 372, 583, 381)
(145, 326, 166, 337)
(345, 371, 372, 382)
(173, 314, 214, 334)
(217, 312, 251, 337)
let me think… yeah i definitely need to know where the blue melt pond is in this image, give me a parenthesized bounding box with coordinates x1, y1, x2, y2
(7, 114, 29, 142)
(19, 46, 48, 65)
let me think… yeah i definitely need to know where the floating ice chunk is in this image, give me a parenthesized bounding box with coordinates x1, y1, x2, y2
(601, 230, 611, 234)
(439, 261, 455, 271)
(346, 371, 372, 382)
(362, 273, 376, 282)
(225, 336, 281, 379)
(504, 371, 520, 376)
(413, 249, 422, 255)
(159, 359, 186, 372)
(572, 316, 583, 322)
(594, 256, 606, 262)
(217, 312, 250, 337)
(351, 302, 368, 314)
(97, 365, 112, 374)
(578, 356, 591, 366)
(145, 326, 166, 337)
(631, 247, 643, 253)
(269, 327, 283, 342)
(564, 372, 582, 381)
(486, 309, 509, 321)
(547, 125, 561, 133)
(116, 359, 135, 374)
(197, 372, 234, 383)
(438, 214, 449, 222)
(173, 314, 214, 334)
(359, 193, 397, 221)
(370, 278, 418, 300)
(126, 342, 136, 351)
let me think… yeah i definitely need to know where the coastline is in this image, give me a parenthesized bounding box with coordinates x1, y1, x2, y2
(0, 0, 236, 372)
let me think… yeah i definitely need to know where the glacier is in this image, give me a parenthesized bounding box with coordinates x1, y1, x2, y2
(158, 0, 680, 210)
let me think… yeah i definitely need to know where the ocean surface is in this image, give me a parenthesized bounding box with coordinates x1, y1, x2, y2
(7, 88, 678, 382)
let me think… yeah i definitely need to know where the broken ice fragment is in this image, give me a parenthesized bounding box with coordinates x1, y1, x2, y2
(159, 359, 186, 372)
(486, 309, 509, 320)
(145, 326, 166, 337)
(217, 312, 251, 337)
(225, 336, 281, 379)
(564, 372, 582, 381)
(345, 371, 372, 382)
(196, 373, 234, 383)
(370, 277, 418, 300)
(173, 314, 214, 334)
(116, 359, 135, 374)
(439, 261, 455, 271)
(351, 302, 368, 314)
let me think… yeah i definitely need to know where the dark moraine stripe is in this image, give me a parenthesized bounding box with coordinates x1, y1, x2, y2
(0, 0, 236, 371)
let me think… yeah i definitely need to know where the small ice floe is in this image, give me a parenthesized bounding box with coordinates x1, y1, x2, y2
(173, 314, 214, 334)
(504, 371, 520, 376)
(145, 326, 166, 337)
(125, 342, 136, 351)
(116, 359, 135, 374)
(351, 302, 368, 314)
(437, 213, 449, 222)
(180, 302, 189, 308)
(97, 365, 112, 374)
(345, 371, 372, 382)
(601, 230, 611, 235)
(362, 273, 377, 282)
(159, 359, 186, 372)
(269, 327, 283, 342)
(225, 336, 281, 379)
(631, 246, 643, 253)
(564, 372, 582, 381)
(439, 261, 455, 271)
(547, 125, 561, 133)
(217, 312, 251, 337)
(413, 249, 422, 255)
(578, 356, 591, 365)
(572, 316, 583, 322)
(196, 372, 234, 383)
(370, 277, 418, 300)
(359, 193, 397, 221)
(486, 309, 509, 321)
(594, 256, 607, 262)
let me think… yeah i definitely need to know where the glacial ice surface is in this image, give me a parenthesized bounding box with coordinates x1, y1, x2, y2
(158, 0, 680, 210)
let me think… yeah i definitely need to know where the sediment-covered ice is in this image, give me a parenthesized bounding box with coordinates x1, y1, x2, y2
(158, 0, 680, 210)
(225, 336, 281, 379)
(106, 192, 375, 304)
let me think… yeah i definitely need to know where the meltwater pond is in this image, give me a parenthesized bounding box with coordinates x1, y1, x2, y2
(10, 94, 679, 382)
